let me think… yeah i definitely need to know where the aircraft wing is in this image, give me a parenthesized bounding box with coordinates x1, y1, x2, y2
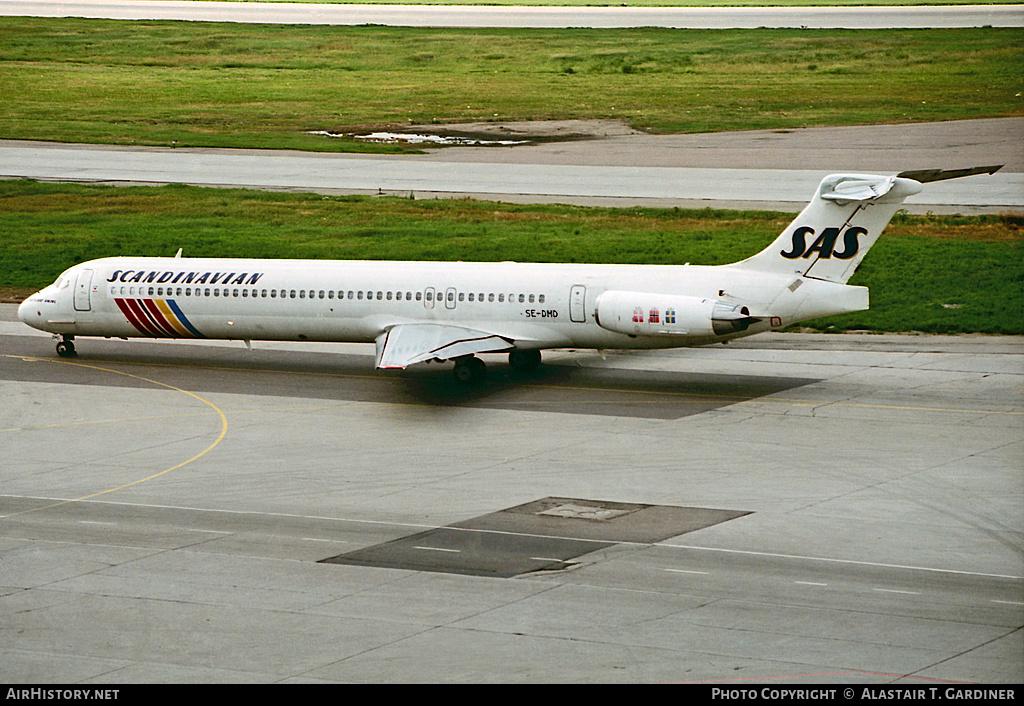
(374, 323, 516, 370)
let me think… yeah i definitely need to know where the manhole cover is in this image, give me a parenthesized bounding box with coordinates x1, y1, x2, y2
(322, 497, 749, 578)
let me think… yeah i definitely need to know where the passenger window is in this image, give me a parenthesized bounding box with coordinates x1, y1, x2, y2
(539, 294, 545, 303)
(529, 294, 535, 303)
(519, 294, 525, 303)
(233, 289, 239, 297)
(386, 292, 393, 301)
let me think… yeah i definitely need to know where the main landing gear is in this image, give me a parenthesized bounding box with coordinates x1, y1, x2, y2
(452, 355, 487, 384)
(55, 335, 77, 358)
(508, 349, 542, 373)
(451, 350, 543, 384)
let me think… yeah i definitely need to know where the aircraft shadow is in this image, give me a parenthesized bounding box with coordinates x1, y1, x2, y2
(0, 337, 817, 420)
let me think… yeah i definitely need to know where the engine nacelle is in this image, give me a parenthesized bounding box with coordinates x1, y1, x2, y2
(594, 290, 760, 338)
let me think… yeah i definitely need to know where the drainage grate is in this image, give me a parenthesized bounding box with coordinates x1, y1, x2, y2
(321, 497, 749, 578)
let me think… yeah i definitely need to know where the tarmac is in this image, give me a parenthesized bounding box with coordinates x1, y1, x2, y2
(1, 303, 1021, 683)
(0, 41, 1021, 678)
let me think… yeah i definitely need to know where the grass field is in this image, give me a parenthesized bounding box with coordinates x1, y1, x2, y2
(2, 17, 1020, 334)
(2, 180, 1021, 334)
(0, 19, 1020, 151)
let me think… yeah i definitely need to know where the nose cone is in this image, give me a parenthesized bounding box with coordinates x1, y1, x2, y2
(17, 297, 31, 324)
(18, 294, 43, 329)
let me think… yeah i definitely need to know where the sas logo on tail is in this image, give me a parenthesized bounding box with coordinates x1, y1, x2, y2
(781, 226, 867, 260)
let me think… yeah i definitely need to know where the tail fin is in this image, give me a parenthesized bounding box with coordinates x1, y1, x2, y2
(731, 173, 922, 284)
(732, 166, 1003, 284)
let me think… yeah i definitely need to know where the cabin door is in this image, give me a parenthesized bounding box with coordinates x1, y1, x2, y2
(74, 269, 94, 311)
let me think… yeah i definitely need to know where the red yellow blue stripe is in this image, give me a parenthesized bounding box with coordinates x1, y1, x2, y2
(115, 298, 206, 338)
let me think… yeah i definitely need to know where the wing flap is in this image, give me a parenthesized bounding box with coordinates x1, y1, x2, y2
(375, 323, 515, 370)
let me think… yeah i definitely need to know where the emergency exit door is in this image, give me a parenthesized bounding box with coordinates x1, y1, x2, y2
(569, 285, 586, 323)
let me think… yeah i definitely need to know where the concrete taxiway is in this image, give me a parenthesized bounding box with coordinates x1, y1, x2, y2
(4, 118, 1023, 213)
(1, 304, 1021, 683)
(2, 1, 1022, 29)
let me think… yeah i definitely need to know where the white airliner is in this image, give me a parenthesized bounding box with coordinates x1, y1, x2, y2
(18, 167, 999, 383)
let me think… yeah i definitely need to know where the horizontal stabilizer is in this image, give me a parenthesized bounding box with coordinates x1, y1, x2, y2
(897, 165, 1003, 184)
(819, 175, 899, 203)
(375, 323, 515, 370)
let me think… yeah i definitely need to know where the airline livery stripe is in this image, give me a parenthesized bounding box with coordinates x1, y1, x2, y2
(141, 298, 178, 336)
(116, 298, 162, 337)
(130, 298, 170, 336)
(113, 298, 146, 335)
(131, 298, 169, 336)
(154, 299, 191, 337)
(165, 299, 206, 338)
(115, 298, 205, 338)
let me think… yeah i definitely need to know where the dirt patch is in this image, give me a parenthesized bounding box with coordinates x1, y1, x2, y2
(0, 287, 34, 304)
(351, 119, 645, 146)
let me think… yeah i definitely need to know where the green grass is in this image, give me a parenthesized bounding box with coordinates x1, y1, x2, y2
(2, 180, 1021, 334)
(0, 19, 1020, 151)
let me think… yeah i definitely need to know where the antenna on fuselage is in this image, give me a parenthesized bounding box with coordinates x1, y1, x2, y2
(174, 248, 183, 258)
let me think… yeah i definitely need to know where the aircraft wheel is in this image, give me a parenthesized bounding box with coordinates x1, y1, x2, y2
(453, 356, 486, 384)
(509, 349, 542, 372)
(56, 339, 76, 358)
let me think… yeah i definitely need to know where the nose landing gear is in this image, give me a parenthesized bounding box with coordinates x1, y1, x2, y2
(55, 335, 77, 358)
